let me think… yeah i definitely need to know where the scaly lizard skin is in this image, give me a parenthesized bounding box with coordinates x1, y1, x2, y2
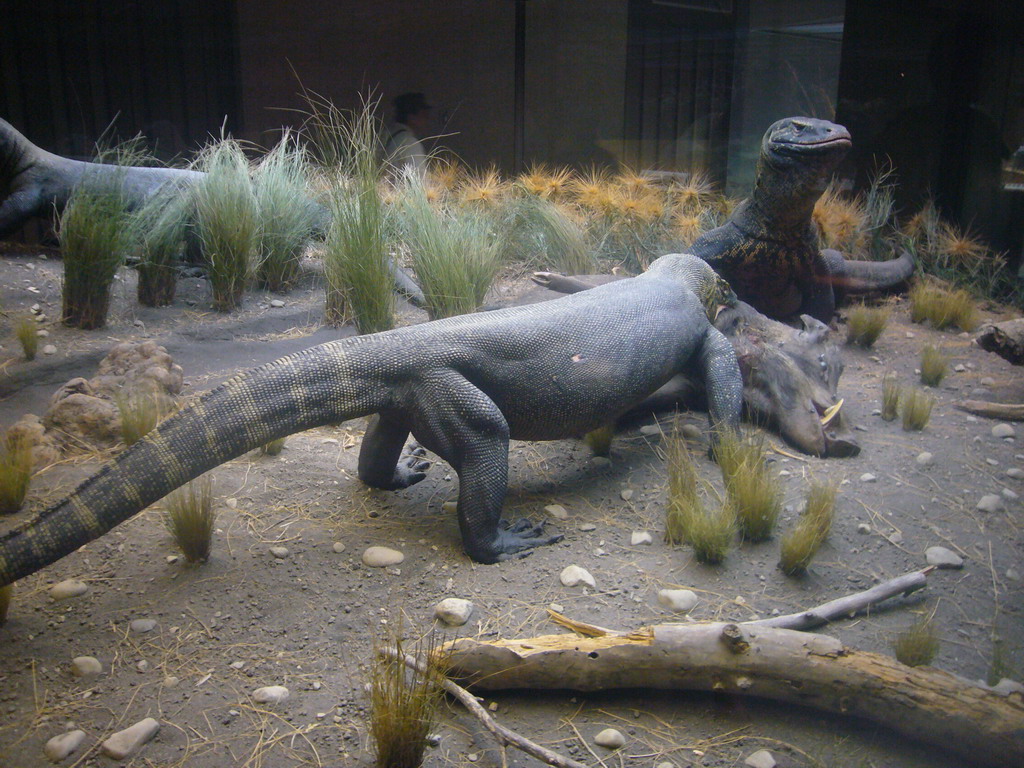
(0, 253, 741, 581)
(690, 117, 914, 322)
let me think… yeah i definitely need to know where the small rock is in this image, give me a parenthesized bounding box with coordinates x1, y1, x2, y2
(362, 546, 404, 567)
(225, 497, 238, 509)
(269, 299, 285, 308)
(269, 546, 290, 559)
(744, 749, 777, 768)
(130, 618, 157, 633)
(981, 377, 996, 387)
(71, 657, 102, 677)
(656, 763, 675, 768)
(977, 494, 1005, 513)
(30, 303, 40, 312)
(630, 530, 652, 546)
(44, 729, 86, 762)
(590, 456, 612, 469)
(925, 546, 964, 569)
(1006, 468, 1024, 479)
(434, 598, 474, 626)
(1006, 567, 1021, 581)
(42, 344, 56, 355)
(49, 579, 88, 600)
(889, 531, 904, 545)
(101, 718, 160, 760)
(620, 488, 634, 501)
(593, 728, 625, 749)
(639, 424, 662, 437)
(36, 329, 49, 337)
(332, 541, 346, 554)
(954, 363, 966, 372)
(916, 452, 934, 467)
(991, 678, 1024, 697)
(578, 523, 597, 532)
(992, 423, 1016, 439)
(549, 603, 564, 613)
(230, 661, 245, 669)
(162, 676, 180, 688)
(857, 523, 871, 534)
(560, 565, 595, 588)
(544, 504, 568, 520)
(658, 589, 699, 613)
(778, 470, 792, 478)
(1003, 488, 1018, 501)
(680, 424, 702, 441)
(166, 555, 179, 564)
(137, 660, 150, 673)
(252, 685, 290, 704)
(860, 473, 876, 483)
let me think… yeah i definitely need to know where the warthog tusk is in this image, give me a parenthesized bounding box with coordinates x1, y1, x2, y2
(820, 398, 843, 426)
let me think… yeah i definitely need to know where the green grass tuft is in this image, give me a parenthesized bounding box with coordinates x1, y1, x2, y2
(893, 614, 940, 667)
(16, 317, 38, 360)
(0, 584, 11, 625)
(881, 371, 901, 421)
(901, 387, 935, 431)
(131, 183, 190, 307)
(845, 304, 889, 347)
(192, 139, 260, 312)
(260, 437, 287, 456)
(909, 282, 978, 332)
(779, 481, 837, 575)
(583, 424, 615, 457)
(919, 345, 948, 387)
(716, 432, 781, 542)
(0, 433, 33, 515)
(164, 476, 217, 563)
(496, 194, 595, 274)
(116, 391, 171, 446)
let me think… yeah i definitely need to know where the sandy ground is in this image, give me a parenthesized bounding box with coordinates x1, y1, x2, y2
(0, 248, 1022, 768)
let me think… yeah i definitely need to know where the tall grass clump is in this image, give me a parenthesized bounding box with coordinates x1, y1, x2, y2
(131, 184, 190, 306)
(779, 480, 837, 575)
(253, 131, 318, 292)
(845, 304, 889, 348)
(716, 432, 781, 542)
(164, 475, 216, 563)
(0, 584, 11, 625)
(58, 174, 132, 329)
(116, 391, 172, 446)
(583, 424, 615, 457)
(399, 173, 500, 319)
(192, 139, 260, 312)
(909, 281, 978, 332)
(0, 432, 33, 515)
(663, 427, 734, 563)
(317, 98, 395, 332)
(260, 437, 286, 456)
(496, 194, 595, 274)
(15, 317, 38, 360)
(919, 345, 948, 387)
(893, 614, 940, 667)
(881, 371, 901, 421)
(370, 630, 447, 768)
(901, 388, 935, 431)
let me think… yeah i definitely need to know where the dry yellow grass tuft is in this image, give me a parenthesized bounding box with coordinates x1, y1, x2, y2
(164, 475, 217, 563)
(881, 371, 901, 421)
(716, 433, 781, 542)
(901, 387, 935, 431)
(919, 345, 948, 387)
(0, 432, 33, 515)
(909, 282, 978, 332)
(16, 317, 38, 361)
(845, 304, 889, 348)
(893, 614, 940, 667)
(779, 480, 837, 575)
(458, 167, 509, 207)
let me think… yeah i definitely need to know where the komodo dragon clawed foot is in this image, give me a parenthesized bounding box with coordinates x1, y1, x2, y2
(490, 519, 564, 561)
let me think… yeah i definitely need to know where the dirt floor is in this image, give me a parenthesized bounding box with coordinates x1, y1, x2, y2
(0, 248, 1021, 768)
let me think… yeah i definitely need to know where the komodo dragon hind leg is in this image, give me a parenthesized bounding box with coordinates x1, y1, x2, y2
(358, 414, 431, 490)
(408, 372, 562, 563)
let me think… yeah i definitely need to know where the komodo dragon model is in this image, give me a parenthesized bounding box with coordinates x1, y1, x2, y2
(688, 116, 915, 322)
(0, 118, 424, 304)
(0, 253, 742, 584)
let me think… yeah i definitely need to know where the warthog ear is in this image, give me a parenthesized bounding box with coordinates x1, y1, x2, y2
(798, 314, 830, 344)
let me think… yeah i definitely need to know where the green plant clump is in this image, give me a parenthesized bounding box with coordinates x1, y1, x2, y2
(260, 437, 287, 456)
(901, 388, 935, 431)
(192, 139, 260, 312)
(715, 433, 781, 542)
(131, 184, 190, 307)
(881, 371, 901, 421)
(164, 476, 216, 563)
(919, 345, 948, 387)
(909, 282, 978, 332)
(16, 316, 38, 360)
(253, 132, 318, 292)
(0, 433, 33, 515)
(779, 481, 837, 576)
(116, 392, 171, 446)
(583, 424, 615, 457)
(845, 304, 889, 348)
(58, 177, 132, 329)
(663, 427, 734, 563)
(893, 615, 940, 667)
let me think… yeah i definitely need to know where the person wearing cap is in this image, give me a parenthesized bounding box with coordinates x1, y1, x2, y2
(385, 92, 433, 175)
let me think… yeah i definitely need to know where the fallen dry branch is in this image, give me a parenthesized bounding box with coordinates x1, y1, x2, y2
(976, 318, 1024, 365)
(955, 400, 1024, 421)
(382, 648, 590, 768)
(444, 622, 1024, 768)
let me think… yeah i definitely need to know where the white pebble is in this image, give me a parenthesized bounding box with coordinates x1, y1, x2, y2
(225, 498, 238, 509)
(49, 579, 88, 600)
(620, 488, 634, 501)
(434, 598, 474, 626)
(594, 728, 625, 749)
(1002, 488, 1018, 501)
(44, 729, 86, 762)
(544, 504, 568, 520)
(915, 452, 933, 467)
(658, 589, 699, 613)
(269, 299, 285, 308)
(1006, 468, 1024, 479)
(992, 423, 1016, 439)
(860, 473, 877, 483)
(42, 344, 57, 355)
(954, 364, 966, 372)
(332, 541, 346, 554)
(252, 685, 290, 704)
(744, 749, 777, 768)
(857, 523, 871, 534)
(639, 424, 662, 437)
(680, 424, 702, 441)
(269, 546, 289, 559)
(130, 619, 157, 633)
(101, 718, 160, 760)
(630, 531, 652, 546)
(977, 494, 1005, 513)
(362, 546, 404, 567)
(578, 523, 597, 532)
(71, 656, 102, 677)
(559, 565, 595, 588)
(925, 546, 963, 569)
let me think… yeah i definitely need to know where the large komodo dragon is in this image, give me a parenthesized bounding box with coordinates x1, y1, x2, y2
(689, 116, 914, 322)
(0, 117, 424, 303)
(0, 253, 742, 584)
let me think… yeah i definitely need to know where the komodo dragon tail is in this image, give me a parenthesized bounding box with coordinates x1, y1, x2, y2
(826, 247, 916, 293)
(0, 339, 390, 586)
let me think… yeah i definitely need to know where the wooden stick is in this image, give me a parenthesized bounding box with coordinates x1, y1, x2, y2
(381, 648, 591, 768)
(955, 400, 1024, 421)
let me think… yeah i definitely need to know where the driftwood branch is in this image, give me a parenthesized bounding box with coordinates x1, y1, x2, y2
(976, 319, 1024, 366)
(955, 400, 1024, 421)
(382, 648, 591, 768)
(444, 623, 1024, 768)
